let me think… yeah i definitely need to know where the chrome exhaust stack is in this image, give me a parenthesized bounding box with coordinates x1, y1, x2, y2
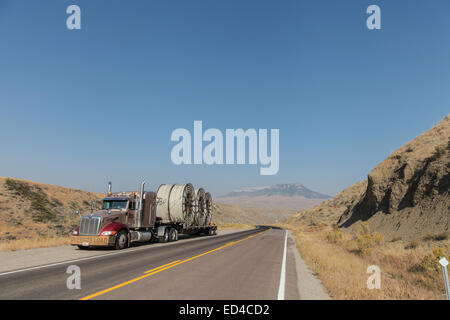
(107, 181, 112, 196)
(137, 181, 145, 228)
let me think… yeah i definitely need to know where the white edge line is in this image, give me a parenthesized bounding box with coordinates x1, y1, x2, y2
(277, 229, 288, 300)
(0, 229, 254, 277)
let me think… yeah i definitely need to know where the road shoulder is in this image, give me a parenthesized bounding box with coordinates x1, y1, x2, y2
(288, 231, 330, 300)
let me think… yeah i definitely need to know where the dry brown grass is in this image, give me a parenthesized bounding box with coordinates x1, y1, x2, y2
(217, 222, 255, 230)
(0, 236, 71, 251)
(278, 222, 449, 300)
(215, 194, 324, 211)
(214, 202, 292, 226)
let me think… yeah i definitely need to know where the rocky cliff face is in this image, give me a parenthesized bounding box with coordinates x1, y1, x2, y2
(338, 116, 450, 239)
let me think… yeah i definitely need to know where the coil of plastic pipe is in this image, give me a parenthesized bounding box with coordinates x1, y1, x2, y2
(194, 188, 206, 226)
(156, 183, 195, 227)
(204, 192, 213, 226)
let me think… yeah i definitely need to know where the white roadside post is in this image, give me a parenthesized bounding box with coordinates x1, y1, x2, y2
(439, 257, 449, 300)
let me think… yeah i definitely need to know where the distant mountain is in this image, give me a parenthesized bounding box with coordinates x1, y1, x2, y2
(223, 184, 330, 199)
(215, 184, 330, 211)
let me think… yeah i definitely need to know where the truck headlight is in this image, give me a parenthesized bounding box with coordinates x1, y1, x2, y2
(101, 231, 117, 236)
(72, 230, 78, 235)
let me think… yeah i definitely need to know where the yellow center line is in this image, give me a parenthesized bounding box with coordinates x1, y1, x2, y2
(144, 260, 181, 274)
(80, 228, 270, 300)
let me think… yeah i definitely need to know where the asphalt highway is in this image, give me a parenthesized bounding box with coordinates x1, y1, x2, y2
(0, 226, 299, 300)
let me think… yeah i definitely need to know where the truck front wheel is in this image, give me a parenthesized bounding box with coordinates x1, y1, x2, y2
(115, 230, 128, 250)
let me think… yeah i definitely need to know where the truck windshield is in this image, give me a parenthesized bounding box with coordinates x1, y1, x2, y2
(102, 200, 128, 210)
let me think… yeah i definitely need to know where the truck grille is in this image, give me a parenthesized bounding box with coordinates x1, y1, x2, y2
(79, 216, 102, 236)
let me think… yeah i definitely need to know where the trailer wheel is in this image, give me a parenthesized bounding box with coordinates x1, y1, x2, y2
(115, 230, 128, 250)
(169, 228, 178, 242)
(158, 229, 169, 243)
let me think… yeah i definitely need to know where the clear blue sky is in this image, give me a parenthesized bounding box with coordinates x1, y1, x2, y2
(0, 0, 449, 196)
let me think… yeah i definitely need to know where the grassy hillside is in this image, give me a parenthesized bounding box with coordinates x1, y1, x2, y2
(0, 177, 104, 250)
(0, 177, 104, 239)
(282, 115, 450, 299)
(338, 116, 450, 240)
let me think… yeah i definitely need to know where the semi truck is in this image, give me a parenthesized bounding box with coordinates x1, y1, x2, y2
(70, 182, 217, 249)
